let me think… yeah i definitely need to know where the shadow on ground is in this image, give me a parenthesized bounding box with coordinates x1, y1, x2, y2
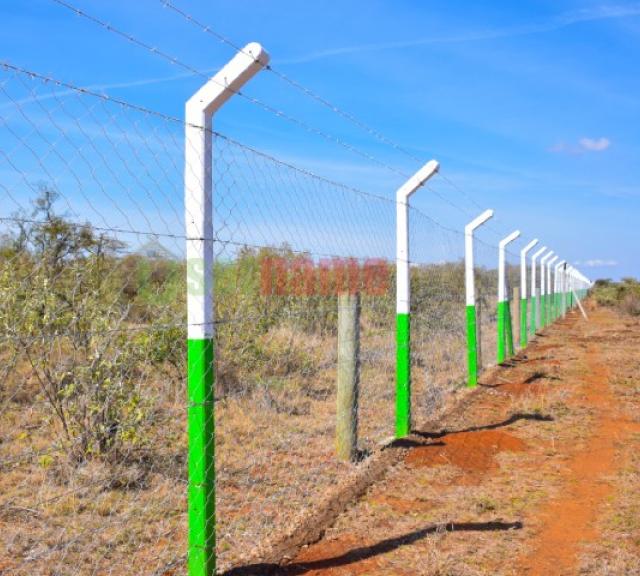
(223, 521, 523, 575)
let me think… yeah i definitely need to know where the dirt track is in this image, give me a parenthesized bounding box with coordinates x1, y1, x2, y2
(232, 302, 640, 575)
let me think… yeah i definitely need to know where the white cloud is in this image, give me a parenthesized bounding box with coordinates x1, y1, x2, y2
(579, 137, 611, 151)
(575, 259, 618, 268)
(549, 137, 612, 154)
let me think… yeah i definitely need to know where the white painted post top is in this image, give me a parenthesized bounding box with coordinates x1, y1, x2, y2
(464, 208, 494, 307)
(186, 42, 270, 118)
(397, 160, 440, 200)
(499, 230, 521, 249)
(465, 209, 494, 233)
(532, 246, 548, 261)
(521, 238, 539, 256)
(498, 229, 520, 302)
(541, 251, 554, 264)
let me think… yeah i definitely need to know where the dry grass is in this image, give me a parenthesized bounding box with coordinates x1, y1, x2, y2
(0, 307, 481, 575)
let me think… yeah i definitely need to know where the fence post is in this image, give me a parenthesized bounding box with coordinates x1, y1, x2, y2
(561, 263, 567, 317)
(546, 255, 558, 326)
(511, 286, 520, 354)
(395, 160, 439, 438)
(477, 295, 484, 371)
(497, 230, 520, 364)
(336, 292, 360, 461)
(464, 209, 494, 387)
(184, 43, 269, 576)
(539, 251, 554, 329)
(554, 260, 565, 321)
(520, 239, 538, 348)
(530, 246, 547, 337)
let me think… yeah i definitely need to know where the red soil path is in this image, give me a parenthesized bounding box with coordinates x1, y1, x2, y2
(227, 304, 640, 576)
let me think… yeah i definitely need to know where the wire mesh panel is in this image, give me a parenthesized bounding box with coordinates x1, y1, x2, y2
(408, 216, 466, 425)
(0, 62, 510, 575)
(210, 134, 402, 568)
(0, 65, 189, 575)
(474, 237, 498, 372)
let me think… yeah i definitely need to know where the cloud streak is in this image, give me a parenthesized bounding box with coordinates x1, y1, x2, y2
(0, 67, 215, 111)
(549, 137, 612, 154)
(576, 259, 619, 267)
(579, 137, 611, 151)
(277, 4, 640, 65)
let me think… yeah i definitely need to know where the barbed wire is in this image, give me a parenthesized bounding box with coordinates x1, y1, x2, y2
(0, 60, 500, 252)
(49, 0, 415, 179)
(158, 0, 430, 163)
(0, 45, 543, 576)
(48, 0, 506, 225)
(159, 0, 515, 227)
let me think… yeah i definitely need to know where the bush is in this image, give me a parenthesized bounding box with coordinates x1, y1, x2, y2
(592, 277, 640, 315)
(0, 188, 152, 461)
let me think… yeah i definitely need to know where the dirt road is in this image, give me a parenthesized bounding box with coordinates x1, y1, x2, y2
(234, 303, 640, 575)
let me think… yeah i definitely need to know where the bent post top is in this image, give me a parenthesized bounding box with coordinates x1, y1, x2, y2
(498, 230, 521, 302)
(395, 159, 439, 439)
(540, 250, 554, 296)
(520, 238, 539, 301)
(530, 245, 548, 300)
(464, 209, 494, 306)
(396, 159, 440, 315)
(186, 42, 270, 121)
(464, 209, 494, 388)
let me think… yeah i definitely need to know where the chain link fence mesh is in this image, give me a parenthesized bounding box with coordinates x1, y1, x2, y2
(0, 64, 523, 574)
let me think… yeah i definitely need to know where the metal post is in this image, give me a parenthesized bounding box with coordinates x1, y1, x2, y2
(519, 238, 538, 348)
(561, 263, 567, 317)
(530, 246, 547, 336)
(511, 286, 520, 354)
(464, 209, 494, 387)
(546, 255, 558, 326)
(497, 230, 520, 363)
(395, 160, 439, 438)
(540, 251, 554, 329)
(336, 293, 360, 461)
(184, 42, 269, 576)
(554, 260, 565, 321)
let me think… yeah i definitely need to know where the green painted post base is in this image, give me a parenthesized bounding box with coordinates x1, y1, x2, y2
(530, 296, 538, 337)
(396, 313, 411, 438)
(497, 300, 515, 363)
(505, 300, 515, 357)
(466, 304, 478, 388)
(496, 300, 507, 364)
(520, 298, 528, 348)
(187, 338, 216, 576)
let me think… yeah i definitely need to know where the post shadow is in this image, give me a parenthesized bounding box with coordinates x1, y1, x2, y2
(222, 520, 523, 575)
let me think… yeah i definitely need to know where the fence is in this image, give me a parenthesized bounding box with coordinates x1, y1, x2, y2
(0, 43, 591, 576)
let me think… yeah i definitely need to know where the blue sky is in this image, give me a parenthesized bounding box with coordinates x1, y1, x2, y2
(1, 1, 639, 278)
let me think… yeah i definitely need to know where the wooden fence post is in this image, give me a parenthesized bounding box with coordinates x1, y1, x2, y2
(336, 293, 360, 461)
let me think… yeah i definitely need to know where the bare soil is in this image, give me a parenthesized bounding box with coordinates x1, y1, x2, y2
(230, 302, 640, 575)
